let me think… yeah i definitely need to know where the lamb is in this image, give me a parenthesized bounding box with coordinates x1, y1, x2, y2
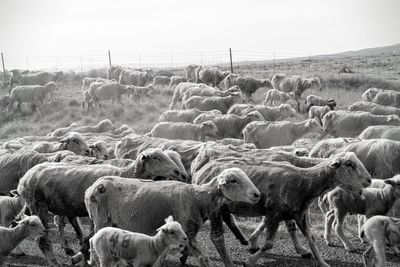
(360, 215, 400, 267)
(197, 67, 230, 88)
(263, 89, 295, 106)
(194, 111, 264, 139)
(89, 81, 130, 107)
(81, 77, 109, 91)
(88, 216, 187, 267)
(365, 88, 400, 108)
(223, 74, 271, 101)
(308, 105, 333, 126)
(152, 75, 172, 89)
(150, 121, 219, 141)
(0, 215, 45, 266)
(349, 101, 400, 116)
(305, 95, 336, 112)
(88, 141, 109, 160)
(48, 119, 116, 137)
(159, 108, 222, 123)
(359, 125, 400, 141)
(169, 82, 203, 109)
(32, 132, 90, 156)
(182, 85, 240, 103)
(323, 175, 400, 252)
(228, 103, 297, 121)
(321, 110, 400, 138)
(183, 92, 244, 114)
(362, 88, 380, 102)
(84, 168, 260, 266)
(168, 75, 187, 89)
(191, 151, 371, 267)
(271, 73, 322, 111)
(243, 119, 322, 148)
(127, 84, 155, 102)
(17, 148, 187, 266)
(10, 82, 59, 111)
(119, 69, 153, 86)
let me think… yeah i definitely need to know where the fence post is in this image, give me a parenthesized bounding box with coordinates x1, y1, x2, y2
(229, 48, 234, 73)
(1, 52, 6, 83)
(108, 50, 112, 67)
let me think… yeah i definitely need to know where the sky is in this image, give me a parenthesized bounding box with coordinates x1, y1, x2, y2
(0, 0, 399, 69)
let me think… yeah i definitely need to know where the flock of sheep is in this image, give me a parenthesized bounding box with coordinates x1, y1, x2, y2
(1, 63, 400, 267)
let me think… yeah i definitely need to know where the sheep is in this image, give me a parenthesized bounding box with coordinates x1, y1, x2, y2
(88, 216, 187, 267)
(194, 111, 264, 139)
(321, 110, 400, 138)
(182, 85, 240, 103)
(193, 112, 223, 124)
(88, 141, 109, 160)
(308, 137, 360, 158)
(17, 148, 187, 265)
(197, 67, 230, 88)
(89, 81, 130, 107)
(0, 215, 45, 266)
(153, 75, 172, 89)
(360, 215, 400, 267)
(9, 82, 59, 111)
(183, 92, 244, 114)
(127, 84, 155, 102)
(305, 95, 336, 112)
(191, 151, 371, 267)
(9, 69, 57, 88)
(184, 65, 199, 82)
(159, 108, 222, 123)
(323, 175, 400, 252)
(32, 132, 90, 155)
(84, 167, 260, 266)
(359, 125, 400, 141)
(48, 119, 116, 137)
(228, 103, 297, 121)
(150, 121, 219, 141)
(263, 89, 295, 106)
(271, 73, 322, 111)
(362, 88, 381, 102)
(243, 119, 322, 148)
(82, 89, 94, 112)
(169, 82, 203, 109)
(81, 77, 109, 91)
(308, 105, 332, 126)
(223, 74, 272, 101)
(349, 101, 400, 116)
(119, 69, 153, 86)
(365, 88, 400, 108)
(168, 75, 187, 89)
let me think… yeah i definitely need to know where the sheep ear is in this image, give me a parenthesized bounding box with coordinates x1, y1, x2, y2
(385, 179, 395, 186)
(141, 154, 149, 161)
(165, 215, 174, 223)
(329, 159, 341, 168)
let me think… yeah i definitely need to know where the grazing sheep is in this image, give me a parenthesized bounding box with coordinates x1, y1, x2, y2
(360, 215, 400, 267)
(9, 69, 58, 88)
(194, 111, 264, 139)
(152, 75, 172, 89)
(88, 216, 187, 267)
(32, 132, 90, 156)
(159, 108, 222, 123)
(349, 101, 400, 116)
(84, 168, 260, 266)
(0, 95, 11, 111)
(321, 110, 400, 138)
(183, 92, 244, 114)
(182, 85, 240, 103)
(10, 82, 59, 111)
(119, 69, 153, 86)
(323, 175, 400, 251)
(223, 73, 241, 90)
(184, 65, 199, 82)
(168, 76, 187, 89)
(89, 81, 130, 107)
(228, 103, 297, 121)
(263, 89, 295, 106)
(81, 77, 109, 91)
(271, 73, 322, 111)
(191, 151, 371, 267)
(243, 119, 322, 148)
(362, 88, 381, 102)
(127, 84, 155, 102)
(88, 141, 109, 160)
(223, 74, 271, 101)
(359, 125, 400, 141)
(305, 95, 336, 112)
(169, 82, 203, 109)
(150, 121, 219, 141)
(365, 89, 400, 108)
(197, 67, 229, 88)
(17, 148, 187, 265)
(0, 215, 45, 266)
(308, 105, 333, 126)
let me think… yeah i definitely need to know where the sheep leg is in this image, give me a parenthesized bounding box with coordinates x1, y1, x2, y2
(324, 209, 335, 246)
(221, 208, 249, 245)
(244, 218, 279, 267)
(248, 217, 266, 253)
(169, 92, 179, 110)
(209, 211, 235, 267)
(318, 196, 329, 216)
(54, 215, 75, 256)
(371, 240, 386, 267)
(189, 238, 212, 267)
(358, 215, 366, 243)
(334, 209, 355, 251)
(285, 219, 312, 257)
(363, 245, 375, 267)
(295, 213, 329, 267)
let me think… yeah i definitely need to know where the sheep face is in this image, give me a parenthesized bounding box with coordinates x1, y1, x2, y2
(60, 133, 90, 156)
(157, 216, 188, 247)
(45, 82, 59, 92)
(18, 215, 46, 236)
(217, 167, 260, 204)
(227, 85, 240, 93)
(201, 121, 219, 137)
(280, 104, 297, 118)
(384, 175, 400, 196)
(312, 77, 323, 91)
(261, 79, 272, 89)
(246, 111, 264, 121)
(89, 141, 109, 160)
(328, 152, 371, 193)
(139, 148, 186, 182)
(231, 93, 245, 104)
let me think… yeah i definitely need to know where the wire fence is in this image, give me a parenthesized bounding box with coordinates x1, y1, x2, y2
(1, 49, 399, 81)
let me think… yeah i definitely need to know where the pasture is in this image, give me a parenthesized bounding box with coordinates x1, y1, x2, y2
(1, 55, 400, 267)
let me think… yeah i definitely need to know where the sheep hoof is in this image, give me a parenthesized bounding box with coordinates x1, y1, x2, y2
(249, 247, 259, 254)
(300, 252, 312, 258)
(240, 239, 249, 246)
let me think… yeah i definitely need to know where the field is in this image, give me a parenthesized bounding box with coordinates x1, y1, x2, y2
(2, 54, 400, 267)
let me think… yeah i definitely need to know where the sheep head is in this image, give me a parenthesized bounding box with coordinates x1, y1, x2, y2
(217, 167, 260, 204)
(45, 82, 59, 92)
(17, 215, 46, 237)
(201, 121, 219, 137)
(384, 175, 400, 197)
(157, 216, 188, 246)
(60, 132, 90, 156)
(279, 104, 297, 118)
(89, 141, 109, 160)
(328, 152, 371, 193)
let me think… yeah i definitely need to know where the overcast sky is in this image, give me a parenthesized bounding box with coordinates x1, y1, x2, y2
(1, 0, 399, 68)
